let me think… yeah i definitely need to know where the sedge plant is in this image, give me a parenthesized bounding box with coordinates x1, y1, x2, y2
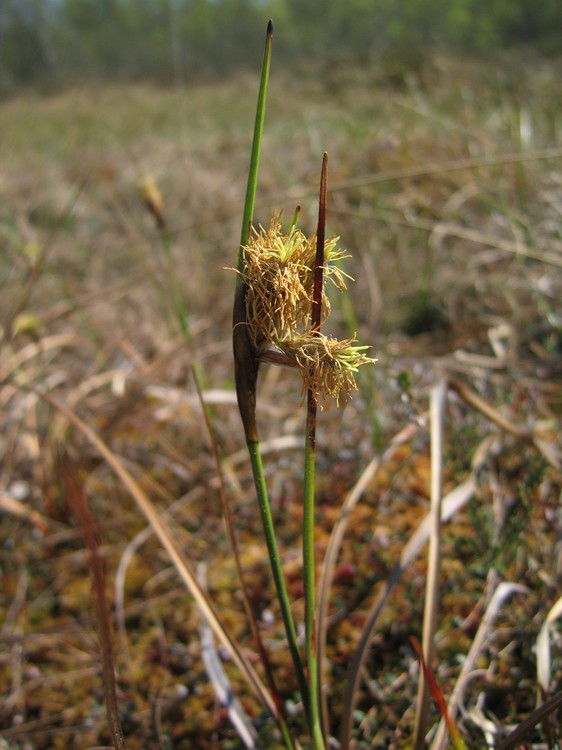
(137, 63, 300, 748)
(232, 21, 375, 749)
(7, 24, 561, 750)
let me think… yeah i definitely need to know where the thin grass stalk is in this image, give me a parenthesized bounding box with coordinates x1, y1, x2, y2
(496, 690, 562, 750)
(232, 19, 310, 733)
(413, 379, 447, 748)
(32, 386, 277, 716)
(301, 153, 329, 750)
(302, 423, 324, 749)
(317, 420, 422, 733)
(191, 369, 298, 750)
(58, 450, 125, 750)
(339, 473, 478, 749)
(163, 233, 197, 341)
(246, 440, 310, 720)
(138, 176, 185, 340)
(432, 580, 530, 750)
(238, 19, 273, 263)
(140, 176, 211, 395)
(141, 120, 296, 743)
(412, 637, 468, 750)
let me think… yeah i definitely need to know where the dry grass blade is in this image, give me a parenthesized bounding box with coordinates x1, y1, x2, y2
(34, 387, 277, 720)
(0, 334, 79, 386)
(326, 147, 562, 194)
(537, 595, 562, 697)
(449, 378, 561, 470)
(339, 471, 479, 748)
(58, 450, 125, 750)
(317, 420, 422, 726)
(0, 491, 53, 533)
(496, 690, 562, 750)
(411, 637, 468, 750)
(197, 563, 260, 750)
(431, 581, 530, 750)
(114, 524, 155, 664)
(413, 379, 447, 749)
(429, 222, 562, 269)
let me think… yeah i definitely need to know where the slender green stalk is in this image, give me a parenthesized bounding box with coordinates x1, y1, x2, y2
(303, 410, 325, 750)
(144, 171, 298, 741)
(247, 441, 310, 717)
(302, 153, 329, 750)
(161, 232, 191, 340)
(233, 19, 311, 739)
(289, 205, 301, 232)
(238, 19, 273, 267)
(233, 20, 272, 442)
(191, 370, 298, 750)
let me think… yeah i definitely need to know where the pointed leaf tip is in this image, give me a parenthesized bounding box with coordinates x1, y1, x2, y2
(267, 19, 273, 36)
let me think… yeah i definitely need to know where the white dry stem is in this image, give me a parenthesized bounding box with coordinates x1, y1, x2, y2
(431, 582, 530, 750)
(536, 595, 562, 697)
(339, 467, 480, 749)
(197, 563, 260, 749)
(413, 379, 447, 750)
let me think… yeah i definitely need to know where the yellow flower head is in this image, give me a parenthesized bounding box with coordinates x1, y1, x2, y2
(236, 215, 375, 404)
(279, 332, 375, 406)
(239, 217, 349, 344)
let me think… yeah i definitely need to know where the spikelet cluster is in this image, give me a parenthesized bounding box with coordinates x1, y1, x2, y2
(239, 218, 348, 343)
(278, 333, 374, 406)
(237, 216, 375, 404)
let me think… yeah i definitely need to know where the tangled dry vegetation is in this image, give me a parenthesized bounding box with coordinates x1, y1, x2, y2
(1, 55, 561, 748)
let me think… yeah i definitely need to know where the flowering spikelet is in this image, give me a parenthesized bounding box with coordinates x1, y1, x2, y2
(138, 175, 166, 231)
(279, 332, 374, 406)
(239, 217, 348, 344)
(236, 215, 375, 404)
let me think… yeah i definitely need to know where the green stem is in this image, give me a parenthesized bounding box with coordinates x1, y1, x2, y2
(238, 19, 273, 269)
(247, 440, 310, 722)
(289, 205, 301, 232)
(303, 398, 325, 750)
(233, 18, 272, 443)
(234, 20, 316, 745)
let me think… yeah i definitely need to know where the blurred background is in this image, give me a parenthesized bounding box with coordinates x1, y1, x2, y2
(1, 0, 561, 92)
(1, 3, 562, 749)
